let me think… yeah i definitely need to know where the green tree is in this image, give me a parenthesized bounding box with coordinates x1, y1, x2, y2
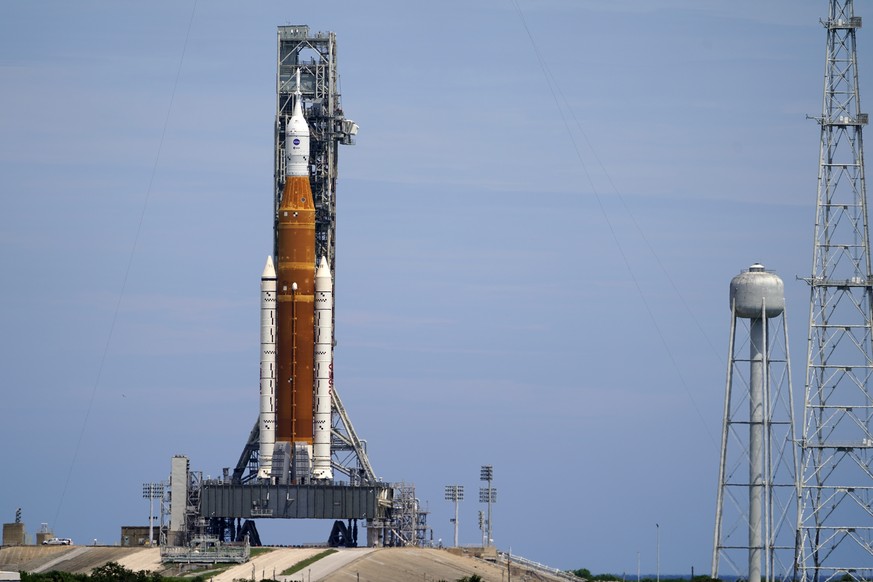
(21, 572, 88, 582)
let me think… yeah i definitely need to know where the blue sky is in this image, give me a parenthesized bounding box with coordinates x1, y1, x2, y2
(1, 0, 869, 575)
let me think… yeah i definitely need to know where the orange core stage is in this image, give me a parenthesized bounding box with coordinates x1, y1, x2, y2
(276, 176, 315, 444)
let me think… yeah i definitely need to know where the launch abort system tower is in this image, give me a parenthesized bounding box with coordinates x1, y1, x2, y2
(798, 2, 872, 581)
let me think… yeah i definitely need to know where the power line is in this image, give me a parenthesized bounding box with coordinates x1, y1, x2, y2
(508, 0, 720, 446)
(52, 0, 199, 529)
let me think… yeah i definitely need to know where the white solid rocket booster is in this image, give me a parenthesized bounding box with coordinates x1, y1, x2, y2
(312, 256, 333, 480)
(258, 255, 277, 479)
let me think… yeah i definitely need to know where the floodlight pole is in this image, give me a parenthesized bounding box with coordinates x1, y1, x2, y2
(480, 465, 495, 547)
(142, 482, 164, 546)
(479, 511, 486, 547)
(453, 492, 459, 547)
(444, 485, 464, 547)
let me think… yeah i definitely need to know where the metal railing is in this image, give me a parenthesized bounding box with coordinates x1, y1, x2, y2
(496, 550, 585, 581)
(160, 537, 250, 564)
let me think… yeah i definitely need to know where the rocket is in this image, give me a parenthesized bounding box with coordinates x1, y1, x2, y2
(258, 69, 335, 483)
(274, 68, 318, 482)
(276, 69, 315, 466)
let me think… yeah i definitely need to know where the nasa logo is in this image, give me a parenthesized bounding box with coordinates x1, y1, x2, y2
(293, 138, 300, 146)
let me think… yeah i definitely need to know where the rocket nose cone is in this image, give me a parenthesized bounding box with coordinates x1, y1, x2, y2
(315, 256, 331, 278)
(262, 255, 276, 279)
(315, 256, 332, 292)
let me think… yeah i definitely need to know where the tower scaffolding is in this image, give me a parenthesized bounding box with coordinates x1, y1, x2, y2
(373, 483, 431, 548)
(274, 25, 358, 270)
(798, 3, 872, 582)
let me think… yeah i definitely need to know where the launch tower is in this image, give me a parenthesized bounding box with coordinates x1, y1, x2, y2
(798, 2, 872, 581)
(272, 25, 358, 274)
(232, 25, 372, 486)
(164, 24, 429, 552)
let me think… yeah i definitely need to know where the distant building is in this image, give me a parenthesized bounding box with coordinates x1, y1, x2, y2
(1, 523, 25, 547)
(120, 526, 153, 547)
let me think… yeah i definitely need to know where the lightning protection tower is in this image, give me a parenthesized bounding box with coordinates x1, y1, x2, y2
(798, 3, 872, 582)
(712, 264, 798, 582)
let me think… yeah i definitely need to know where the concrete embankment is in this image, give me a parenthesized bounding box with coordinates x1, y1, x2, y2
(0, 545, 150, 575)
(0, 545, 574, 582)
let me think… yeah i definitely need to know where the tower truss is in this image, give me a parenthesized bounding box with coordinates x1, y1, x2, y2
(274, 25, 358, 270)
(798, 3, 871, 581)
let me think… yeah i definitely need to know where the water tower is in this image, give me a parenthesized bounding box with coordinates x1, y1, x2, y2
(712, 264, 799, 582)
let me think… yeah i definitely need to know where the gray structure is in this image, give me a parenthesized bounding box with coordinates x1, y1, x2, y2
(167, 455, 191, 547)
(798, 3, 872, 582)
(199, 483, 389, 520)
(712, 265, 797, 582)
(369, 483, 431, 548)
(164, 455, 404, 548)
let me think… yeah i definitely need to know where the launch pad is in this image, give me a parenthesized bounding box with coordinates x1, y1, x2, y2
(160, 25, 429, 551)
(199, 483, 388, 521)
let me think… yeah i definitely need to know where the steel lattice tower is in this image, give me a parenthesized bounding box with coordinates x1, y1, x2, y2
(274, 26, 358, 272)
(799, 2, 871, 581)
